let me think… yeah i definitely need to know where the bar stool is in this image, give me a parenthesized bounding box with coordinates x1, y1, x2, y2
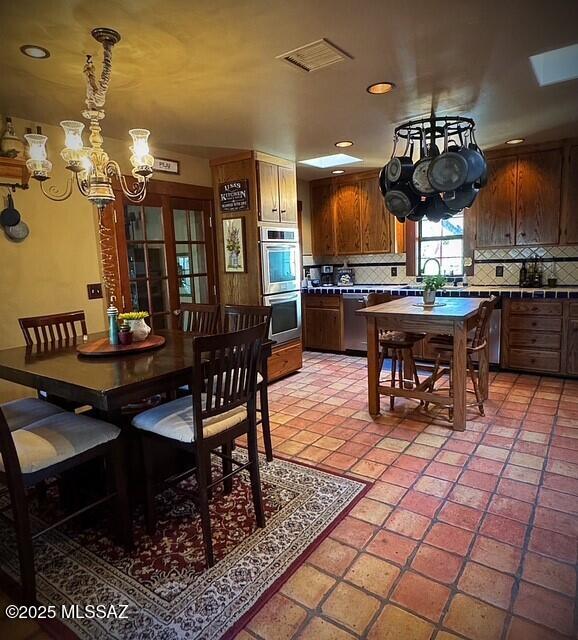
(427, 296, 497, 419)
(366, 293, 426, 409)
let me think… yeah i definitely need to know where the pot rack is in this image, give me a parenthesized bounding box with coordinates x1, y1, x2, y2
(393, 114, 476, 153)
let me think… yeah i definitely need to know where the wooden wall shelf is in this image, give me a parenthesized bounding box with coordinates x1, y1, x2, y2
(0, 157, 30, 187)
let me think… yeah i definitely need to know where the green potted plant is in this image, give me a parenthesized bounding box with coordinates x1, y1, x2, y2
(118, 311, 151, 342)
(422, 275, 446, 306)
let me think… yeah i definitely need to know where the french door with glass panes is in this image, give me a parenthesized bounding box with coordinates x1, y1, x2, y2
(115, 191, 217, 329)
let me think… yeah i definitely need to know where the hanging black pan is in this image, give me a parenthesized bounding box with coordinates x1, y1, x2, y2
(411, 129, 438, 196)
(384, 185, 419, 218)
(427, 125, 469, 193)
(425, 193, 453, 221)
(0, 192, 21, 227)
(386, 137, 414, 184)
(443, 183, 479, 212)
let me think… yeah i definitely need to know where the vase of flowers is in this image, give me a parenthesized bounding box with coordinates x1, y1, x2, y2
(118, 311, 151, 342)
(422, 275, 446, 306)
(226, 225, 241, 269)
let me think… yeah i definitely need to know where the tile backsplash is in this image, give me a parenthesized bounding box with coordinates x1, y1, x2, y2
(303, 245, 578, 286)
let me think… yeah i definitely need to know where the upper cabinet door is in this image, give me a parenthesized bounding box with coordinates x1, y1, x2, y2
(516, 149, 562, 245)
(359, 176, 392, 253)
(311, 183, 336, 256)
(278, 165, 297, 224)
(334, 182, 361, 254)
(258, 161, 280, 222)
(561, 145, 578, 245)
(474, 156, 517, 247)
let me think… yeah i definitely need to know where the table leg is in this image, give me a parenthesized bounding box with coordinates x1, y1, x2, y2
(452, 320, 467, 432)
(367, 317, 380, 416)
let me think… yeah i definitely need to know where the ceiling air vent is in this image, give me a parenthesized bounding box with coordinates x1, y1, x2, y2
(277, 39, 352, 72)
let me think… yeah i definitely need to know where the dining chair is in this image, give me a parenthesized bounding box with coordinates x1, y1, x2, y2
(132, 324, 266, 568)
(0, 402, 133, 603)
(18, 311, 88, 347)
(366, 293, 426, 410)
(427, 296, 497, 418)
(224, 305, 273, 461)
(17, 311, 89, 411)
(174, 303, 221, 335)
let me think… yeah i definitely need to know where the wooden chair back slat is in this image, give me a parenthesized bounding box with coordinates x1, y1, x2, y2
(366, 293, 395, 307)
(224, 305, 272, 336)
(191, 324, 266, 443)
(18, 311, 87, 347)
(174, 303, 221, 335)
(472, 296, 498, 348)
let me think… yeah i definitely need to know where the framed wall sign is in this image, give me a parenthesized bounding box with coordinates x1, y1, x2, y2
(222, 217, 246, 273)
(153, 157, 180, 175)
(219, 179, 250, 213)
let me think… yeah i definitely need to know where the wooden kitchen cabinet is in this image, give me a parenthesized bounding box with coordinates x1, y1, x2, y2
(334, 182, 362, 254)
(310, 171, 401, 257)
(311, 182, 336, 256)
(516, 149, 562, 245)
(359, 176, 394, 253)
(278, 165, 297, 223)
(561, 145, 578, 245)
(303, 294, 343, 351)
(257, 160, 297, 224)
(474, 156, 517, 247)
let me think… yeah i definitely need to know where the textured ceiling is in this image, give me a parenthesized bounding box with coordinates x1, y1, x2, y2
(1, 0, 577, 180)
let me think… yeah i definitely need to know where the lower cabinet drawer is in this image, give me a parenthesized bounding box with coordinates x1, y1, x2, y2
(508, 349, 561, 373)
(507, 316, 562, 332)
(268, 340, 303, 382)
(304, 294, 341, 309)
(508, 331, 561, 350)
(570, 303, 578, 318)
(509, 300, 563, 316)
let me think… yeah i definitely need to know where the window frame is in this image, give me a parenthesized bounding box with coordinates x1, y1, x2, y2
(417, 215, 465, 277)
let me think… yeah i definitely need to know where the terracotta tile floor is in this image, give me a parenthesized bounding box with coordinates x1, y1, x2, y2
(239, 351, 578, 640)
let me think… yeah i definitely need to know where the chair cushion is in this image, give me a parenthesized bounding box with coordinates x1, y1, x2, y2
(1, 398, 66, 432)
(0, 412, 120, 475)
(132, 395, 247, 443)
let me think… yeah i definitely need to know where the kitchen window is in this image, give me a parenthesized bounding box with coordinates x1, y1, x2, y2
(418, 213, 464, 276)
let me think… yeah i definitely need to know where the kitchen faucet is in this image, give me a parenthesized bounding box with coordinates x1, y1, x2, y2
(422, 258, 442, 276)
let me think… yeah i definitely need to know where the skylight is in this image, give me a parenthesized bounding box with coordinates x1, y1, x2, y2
(299, 153, 362, 168)
(530, 43, 578, 86)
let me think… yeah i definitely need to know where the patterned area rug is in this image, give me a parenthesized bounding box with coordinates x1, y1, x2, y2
(0, 451, 366, 640)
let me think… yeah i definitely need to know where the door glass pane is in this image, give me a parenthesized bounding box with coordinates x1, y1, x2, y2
(194, 276, 209, 303)
(191, 244, 207, 274)
(149, 279, 169, 313)
(271, 300, 297, 334)
(174, 210, 188, 242)
(145, 207, 164, 240)
(189, 210, 204, 241)
(127, 244, 146, 278)
(125, 206, 144, 241)
(176, 244, 191, 275)
(179, 276, 193, 303)
(147, 244, 167, 278)
(130, 280, 148, 310)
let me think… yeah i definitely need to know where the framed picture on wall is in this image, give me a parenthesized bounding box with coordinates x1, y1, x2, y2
(223, 217, 246, 273)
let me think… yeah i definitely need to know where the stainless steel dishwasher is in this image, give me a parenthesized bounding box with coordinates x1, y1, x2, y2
(342, 293, 369, 351)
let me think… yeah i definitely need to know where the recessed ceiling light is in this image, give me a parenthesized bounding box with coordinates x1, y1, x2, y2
(335, 140, 353, 148)
(299, 153, 362, 169)
(506, 138, 525, 145)
(367, 82, 395, 94)
(20, 44, 50, 59)
(332, 169, 345, 174)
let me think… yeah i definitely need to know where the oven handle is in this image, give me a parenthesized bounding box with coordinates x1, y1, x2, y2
(267, 292, 300, 304)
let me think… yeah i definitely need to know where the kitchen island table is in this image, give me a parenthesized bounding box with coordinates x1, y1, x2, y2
(357, 297, 487, 431)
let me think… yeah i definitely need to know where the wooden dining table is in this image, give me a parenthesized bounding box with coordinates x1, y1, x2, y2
(0, 329, 273, 420)
(357, 297, 488, 431)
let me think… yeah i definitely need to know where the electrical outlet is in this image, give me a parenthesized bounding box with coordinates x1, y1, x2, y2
(495, 266, 504, 277)
(87, 283, 103, 300)
(391, 267, 398, 276)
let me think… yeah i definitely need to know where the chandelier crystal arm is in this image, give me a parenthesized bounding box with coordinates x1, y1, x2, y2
(40, 177, 74, 202)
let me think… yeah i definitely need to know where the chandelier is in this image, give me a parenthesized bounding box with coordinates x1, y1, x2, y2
(24, 28, 154, 212)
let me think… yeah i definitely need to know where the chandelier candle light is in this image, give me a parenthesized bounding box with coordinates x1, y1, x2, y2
(25, 28, 154, 313)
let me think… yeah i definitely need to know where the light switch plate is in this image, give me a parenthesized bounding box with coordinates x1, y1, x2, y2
(87, 283, 103, 300)
(495, 266, 504, 277)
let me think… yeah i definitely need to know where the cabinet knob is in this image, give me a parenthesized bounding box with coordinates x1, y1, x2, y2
(521, 232, 526, 237)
